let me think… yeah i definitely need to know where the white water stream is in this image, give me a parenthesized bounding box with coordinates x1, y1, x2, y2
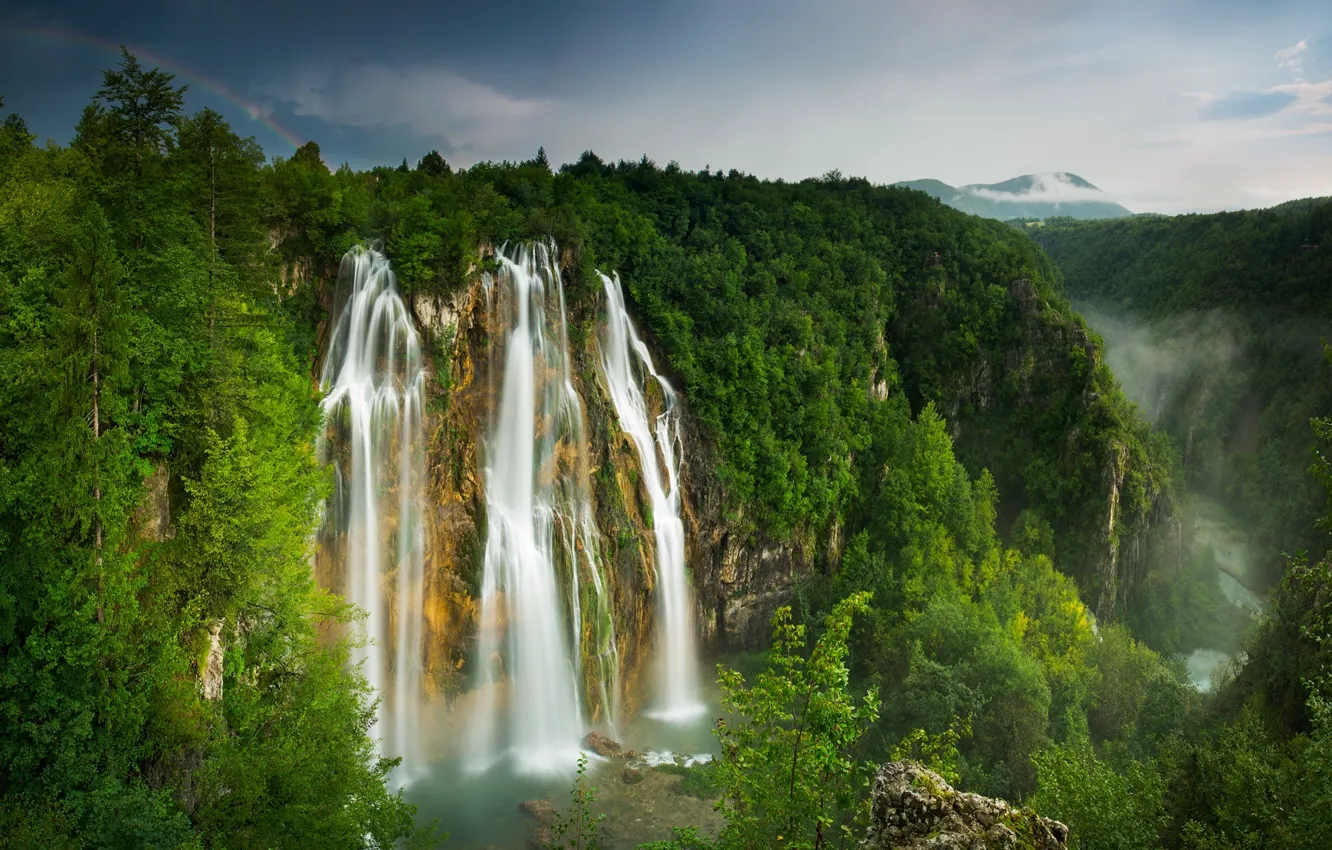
(598, 272, 703, 721)
(320, 244, 701, 784)
(319, 247, 425, 778)
(468, 242, 618, 775)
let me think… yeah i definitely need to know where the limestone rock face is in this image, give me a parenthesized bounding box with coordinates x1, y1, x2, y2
(201, 619, 225, 702)
(862, 762, 1068, 850)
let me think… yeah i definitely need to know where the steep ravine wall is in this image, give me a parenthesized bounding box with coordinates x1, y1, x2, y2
(892, 270, 1171, 621)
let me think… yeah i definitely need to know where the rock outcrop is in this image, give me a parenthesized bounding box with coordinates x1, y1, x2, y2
(583, 731, 623, 757)
(863, 762, 1068, 850)
(520, 798, 558, 848)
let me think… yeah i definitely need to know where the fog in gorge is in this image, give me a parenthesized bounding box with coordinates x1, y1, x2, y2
(1075, 304, 1268, 689)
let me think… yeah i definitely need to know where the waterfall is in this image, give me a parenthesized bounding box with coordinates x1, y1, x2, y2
(469, 242, 618, 776)
(597, 272, 703, 722)
(318, 247, 425, 777)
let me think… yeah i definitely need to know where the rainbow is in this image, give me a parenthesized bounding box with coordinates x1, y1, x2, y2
(10, 25, 305, 152)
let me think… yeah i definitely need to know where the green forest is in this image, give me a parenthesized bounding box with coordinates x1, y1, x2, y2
(1, 52, 1330, 850)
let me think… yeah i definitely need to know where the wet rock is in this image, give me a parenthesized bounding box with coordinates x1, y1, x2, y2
(862, 761, 1068, 850)
(622, 766, 645, 785)
(583, 731, 623, 757)
(521, 799, 558, 849)
(521, 798, 558, 826)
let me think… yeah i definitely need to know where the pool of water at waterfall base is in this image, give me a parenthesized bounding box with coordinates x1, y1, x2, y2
(405, 681, 724, 849)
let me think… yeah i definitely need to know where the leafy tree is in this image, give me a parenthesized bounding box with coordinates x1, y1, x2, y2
(418, 149, 451, 176)
(1031, 740, 1166, 850)
(547, 754, 606, 850)
(174, 108, 268, 272)
(714, 593, 879, 850)
(0, 52, 422, 846)
(93, 47, 186, 162)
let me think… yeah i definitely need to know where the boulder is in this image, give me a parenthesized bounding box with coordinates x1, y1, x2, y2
(622, 766, 645, 785)
(520, 798, 557, 826)
(521, 799, 558, 849)
(861, 762, 1068, 850)
(582, 731, 623, 757)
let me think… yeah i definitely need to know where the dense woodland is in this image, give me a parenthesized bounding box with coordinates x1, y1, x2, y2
(1, 53, 1330, 849)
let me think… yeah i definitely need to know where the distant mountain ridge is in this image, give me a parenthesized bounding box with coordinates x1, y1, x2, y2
(895, 172, 1133, 220)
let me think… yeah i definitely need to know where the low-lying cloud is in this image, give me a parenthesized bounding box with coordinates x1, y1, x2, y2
(964, 172, 1114, 204)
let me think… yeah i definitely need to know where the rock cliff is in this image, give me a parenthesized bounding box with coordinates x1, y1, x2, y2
(310, 249, 811, 724)
(863, 762, 1068, 850)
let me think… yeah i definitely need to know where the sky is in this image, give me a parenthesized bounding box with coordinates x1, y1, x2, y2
(1, 0, 1329, 214)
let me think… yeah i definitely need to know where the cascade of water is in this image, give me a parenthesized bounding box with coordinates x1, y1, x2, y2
(550, 283, 621, 738)
(469, 242, 618, 776)
(318, 247, 425, 777)
(597, 272, 703, 721)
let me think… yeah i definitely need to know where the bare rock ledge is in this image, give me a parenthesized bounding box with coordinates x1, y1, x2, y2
(862, 762, 1068, 850)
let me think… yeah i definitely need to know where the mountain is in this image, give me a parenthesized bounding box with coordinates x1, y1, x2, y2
(896, 172, 1133, 220)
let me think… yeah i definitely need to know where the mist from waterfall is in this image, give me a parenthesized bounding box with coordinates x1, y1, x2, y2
(318, 247, 426, 778)
(468, 242, 618, 776)
(598, 272, 703, 722)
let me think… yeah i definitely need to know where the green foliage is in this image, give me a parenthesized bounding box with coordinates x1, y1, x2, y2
(891, 721, 968, 785)
(548, 754, 606, 850)
(637, 826, 716, 850)
(713, 594, 879, 850)
(0, 52, 419, 847)
(1030, 425, 1332, 850)
(1031, 740, 1166, 850)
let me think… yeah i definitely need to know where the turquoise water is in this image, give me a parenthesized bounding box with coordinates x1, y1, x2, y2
(406, 759, 570, 848)
(406, 684, 723, 848)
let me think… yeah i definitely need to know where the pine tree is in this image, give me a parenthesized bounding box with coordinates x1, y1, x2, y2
(95, 48, 186, 165)
(418, 149, 450, 176)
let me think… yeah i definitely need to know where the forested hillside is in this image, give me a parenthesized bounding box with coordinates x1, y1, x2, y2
(2, 52, 1329, 849)
(269, 145, 1170, 620)
(0, 66, 421, 845)
(1015, 204, 1332, 850)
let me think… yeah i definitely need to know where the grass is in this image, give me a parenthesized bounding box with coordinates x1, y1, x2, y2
(654, 762, 720, 799)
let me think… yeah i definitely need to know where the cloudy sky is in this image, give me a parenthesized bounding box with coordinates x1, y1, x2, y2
(2, 0, 1329, 213)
